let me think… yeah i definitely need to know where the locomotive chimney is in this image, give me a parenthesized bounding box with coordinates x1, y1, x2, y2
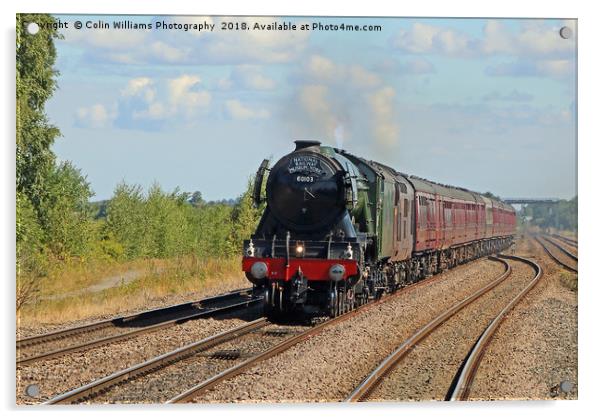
(294, 140, 322, 151)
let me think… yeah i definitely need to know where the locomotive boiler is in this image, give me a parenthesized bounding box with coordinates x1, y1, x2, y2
(242, 140, 515, 317)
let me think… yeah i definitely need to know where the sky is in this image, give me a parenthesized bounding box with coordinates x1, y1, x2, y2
(44, 15, 577, 201)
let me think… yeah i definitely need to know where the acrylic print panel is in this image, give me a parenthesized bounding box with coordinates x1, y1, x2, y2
(15, 14, 577, 404)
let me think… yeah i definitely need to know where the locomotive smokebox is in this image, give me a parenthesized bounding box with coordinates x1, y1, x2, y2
(266, 141, 345, 232)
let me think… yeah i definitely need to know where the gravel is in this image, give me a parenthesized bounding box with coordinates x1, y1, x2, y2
(547, 236, 578, 255)
(16, 305, 261, 405)
(367, 258, 536, 401)
(89, 323, 310, 404)
(17, 235, 577, 404)
(17, 275, 250, 339)
(540, 238, 578, 270)
(189, 258, 507, 403)
(18, 291, 255, 361)
(466, 236, 578, 400)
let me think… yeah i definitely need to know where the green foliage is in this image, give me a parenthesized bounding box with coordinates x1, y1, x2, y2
(521, 196, 577, 231)
(16, 192, 46, 275)
(15, 12, 265, 314)
(482, 191, 501, 200)
(103, 180, 263, 261)
(16, 14, 61, 212)
(39, 162, 95, 258)
(189, 191, 204, 207)
(17, 14, 97, 290)
(104, 183, 147, 259)
(230, 177, 265, 248)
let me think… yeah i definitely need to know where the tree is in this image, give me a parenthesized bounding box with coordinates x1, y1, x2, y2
(16, 14, 63, 308)
(189, 191, 204, 207)
(40, 162, 95, 258)
(521, 197, 578, 231)
(16, 14, 62, 214)
(105, 183, 147, 259)
(230, 177, 264, 252)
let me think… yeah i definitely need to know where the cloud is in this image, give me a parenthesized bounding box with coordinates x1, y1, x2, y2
(168, 75, 212, 112)
(392, 20, 575, 59)
(62, 26, 147, 51)
(390, 20, 576, 80)
(75, 75, 212, 130)
(116, 77, 169, 124)
(536, 59, 573, 78)
(220, 65, 277, 91)
(122, 77, 155, 100)
(224, 100, 270, 120)
(367, 87, 399, 148)
(392, 22, 475, 57)
(348, 65, 381, 88)
(305, 55, 341, 82)
(482, 90, 534, 102)
(60, 16, 310, 66)
(482, 20, 575, 58)
(75, 104, 116, 128)
(148, 40, 190, 63)
(374, 57, 435, 75)
(485, 59, 573, 79)
(400, 58, 435, 74)
(300, 55, 382, 89)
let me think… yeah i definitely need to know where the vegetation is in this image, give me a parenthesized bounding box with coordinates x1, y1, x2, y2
(520, 197, 578, 232)
(22, 256, 248, 324)
(16, 14, 264, 320)
(18, 175, 264, 318)
(559, 271, 578, 292)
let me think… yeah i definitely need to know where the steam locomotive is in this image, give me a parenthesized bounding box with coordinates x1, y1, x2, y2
(243, 140, 515, 317)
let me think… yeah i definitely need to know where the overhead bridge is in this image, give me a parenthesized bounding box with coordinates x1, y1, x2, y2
(502, 198, 561, 205)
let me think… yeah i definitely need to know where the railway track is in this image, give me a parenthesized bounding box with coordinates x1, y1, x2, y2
(345, 254, 542, 402)
(534, 235, 577, 273)
(543, 235, 578, 261)
(550, 234, 578, 249)
(44, 256, 468, 404)
(17, 288, 261, 366)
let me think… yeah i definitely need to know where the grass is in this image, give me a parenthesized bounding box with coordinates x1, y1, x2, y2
(17, 255, 246, 326)
(559, 271, 578, 292)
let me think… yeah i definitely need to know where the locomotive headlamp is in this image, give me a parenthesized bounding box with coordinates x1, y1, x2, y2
(295, 243, 304, 255)
(245, 240, 255, 257)
(250, 261, 268, 279)
(329, 264, 345, 281)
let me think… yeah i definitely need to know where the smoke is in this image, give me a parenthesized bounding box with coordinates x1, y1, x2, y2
(334, 124, 345, 149)
(367, 86, 399, 149)
(287, 55, 400, 153)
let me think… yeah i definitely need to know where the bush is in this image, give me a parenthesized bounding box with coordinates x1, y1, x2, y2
(38, 162, 96, 258)
(103, 180, 261, 261)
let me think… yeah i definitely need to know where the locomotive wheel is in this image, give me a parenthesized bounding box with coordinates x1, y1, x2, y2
(263, 288, 273, 316)
(329, 290, 338, 318)
(270, 282, 276, 307)
(361, 288, 369, 305)
(278, 287, 284, 312)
